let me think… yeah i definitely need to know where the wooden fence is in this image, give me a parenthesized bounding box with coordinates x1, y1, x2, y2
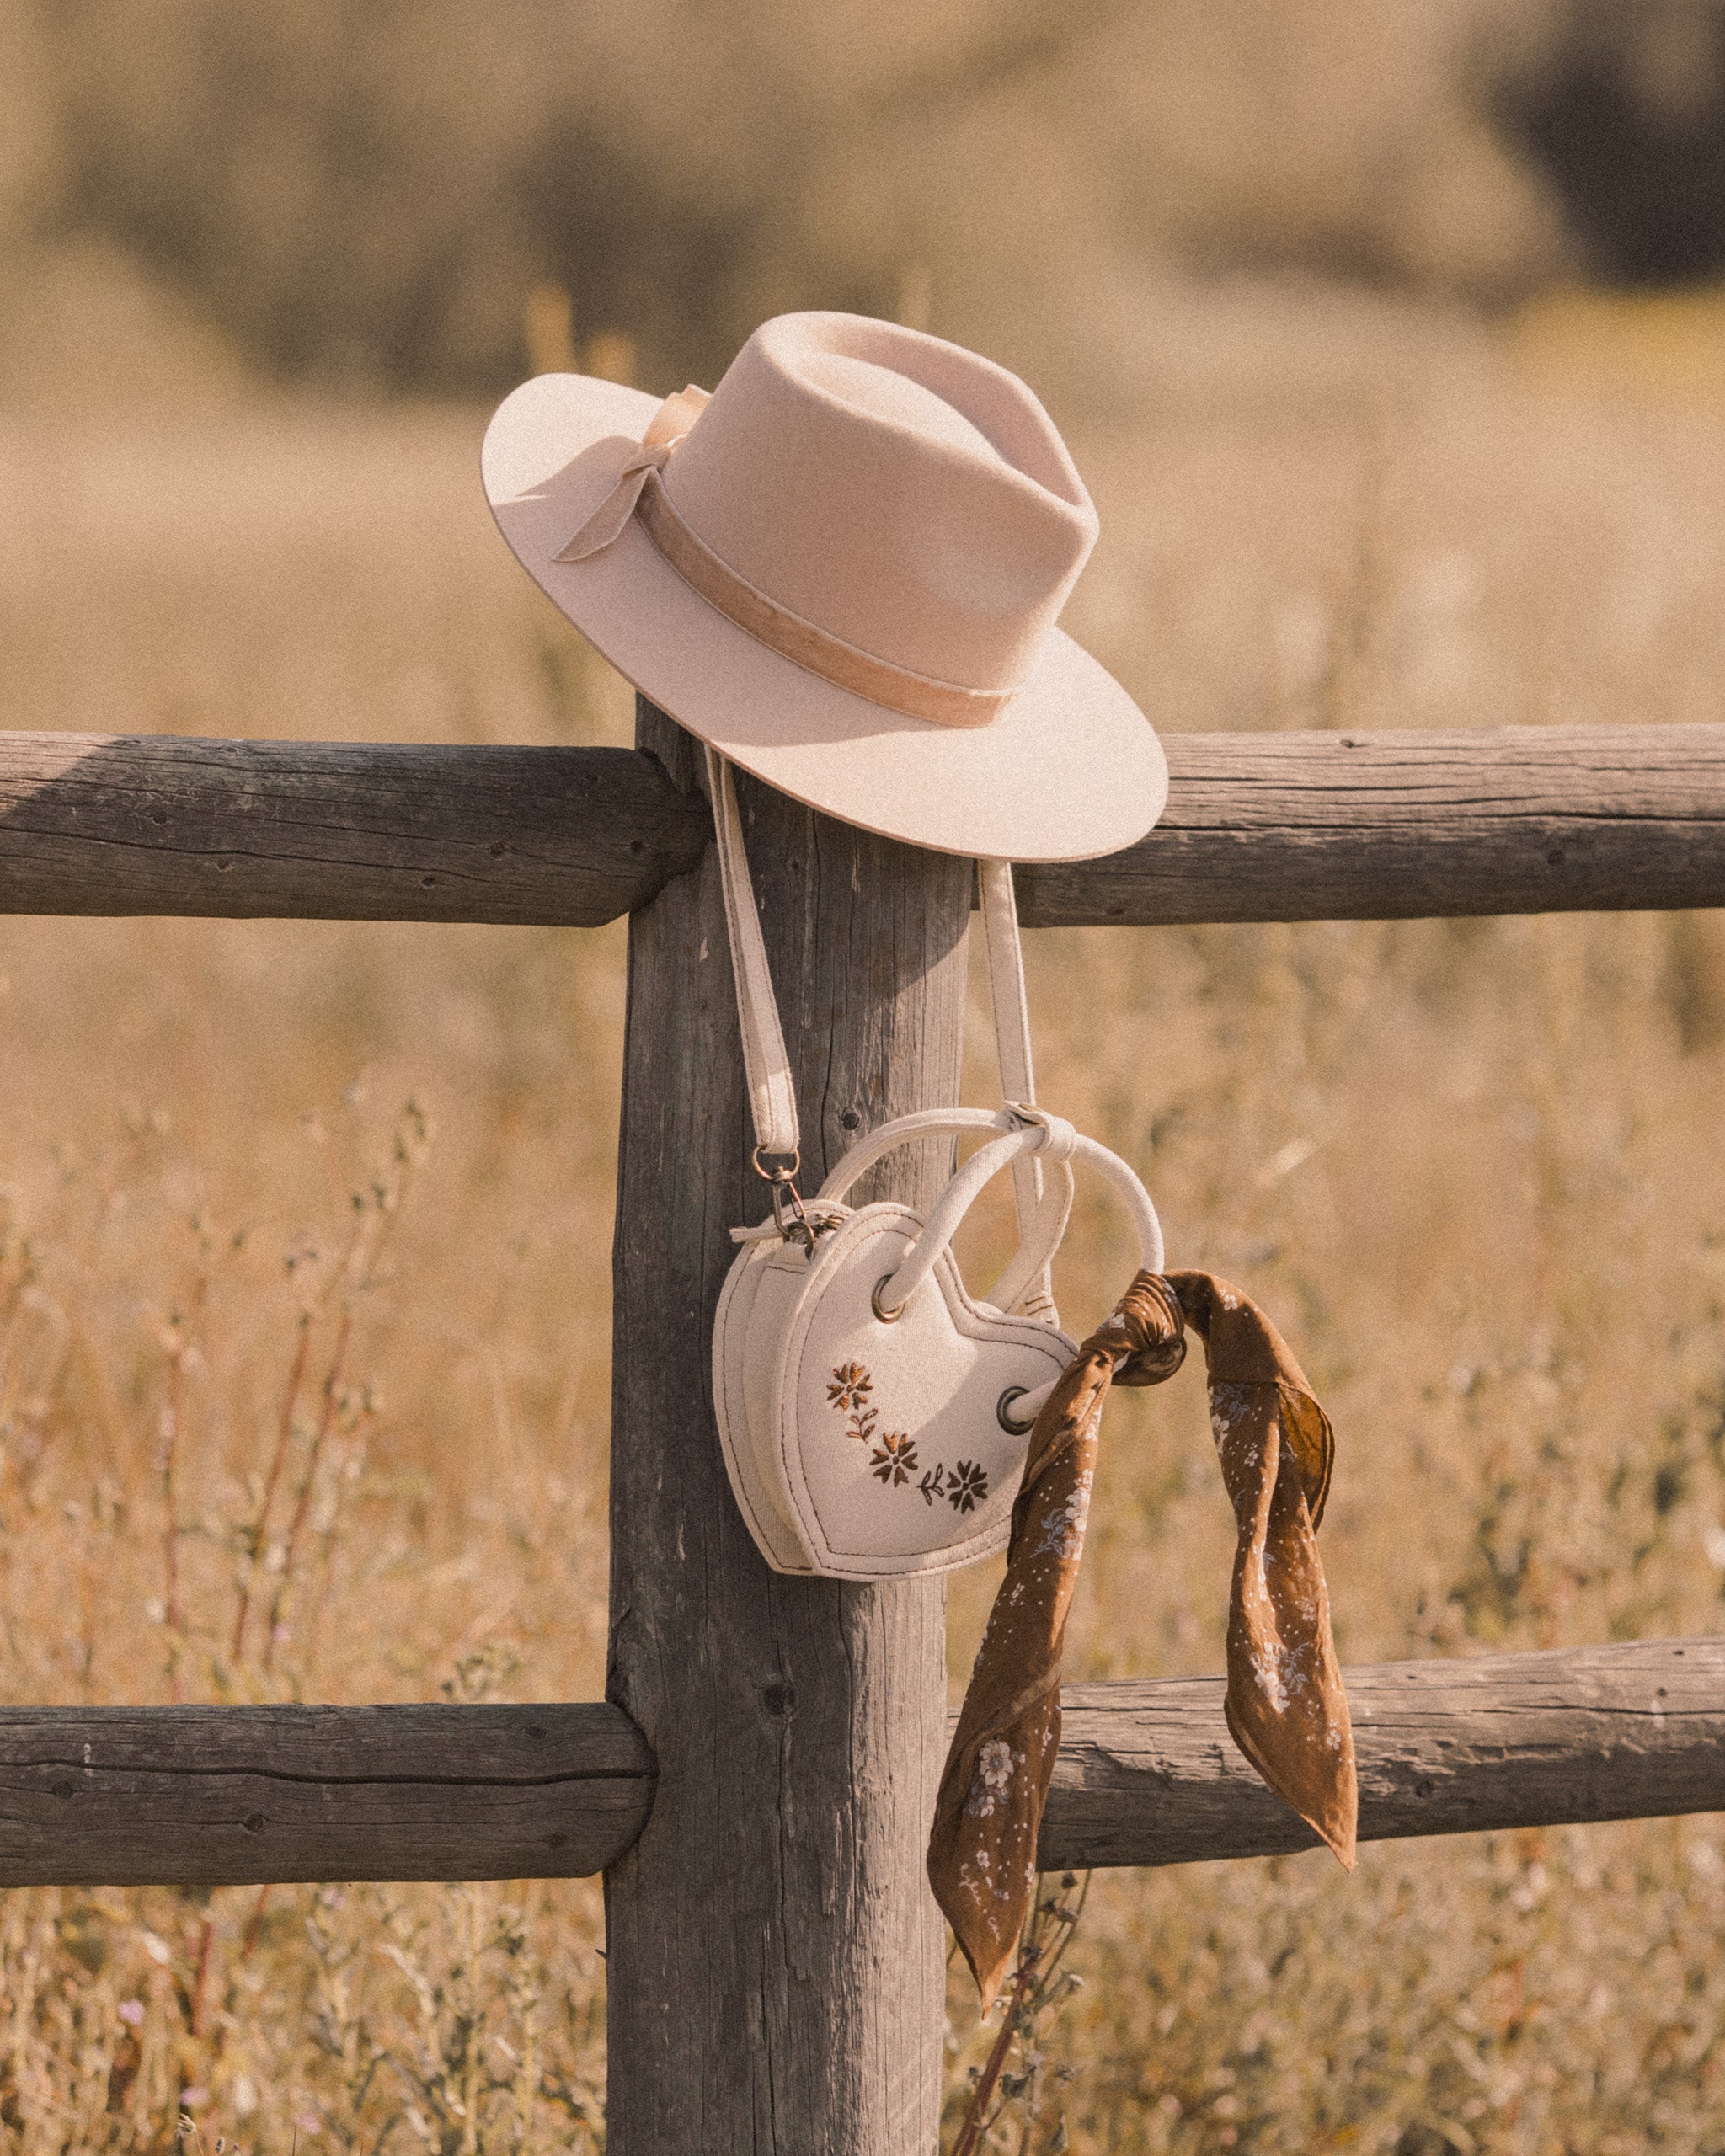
(2, 708, 1722, 2153)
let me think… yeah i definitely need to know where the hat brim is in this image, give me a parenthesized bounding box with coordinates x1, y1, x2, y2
(482, 371, 1167, 863)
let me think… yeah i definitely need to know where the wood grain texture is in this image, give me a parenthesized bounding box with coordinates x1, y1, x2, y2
(1016, 723, 1725, 926)
(0, 723, 1720, 928)
(1042, 1636, 1725, 1870)
(603, 700, 970, 2154)
(0, 1639, 1714, 1889)
(0, 1703, 653, 1885)
(0, 734, 708, 925)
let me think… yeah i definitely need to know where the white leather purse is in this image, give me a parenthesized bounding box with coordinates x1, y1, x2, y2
(706, 750, 1165, 1579)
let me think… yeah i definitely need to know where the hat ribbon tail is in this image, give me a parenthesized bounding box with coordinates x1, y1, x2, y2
(555, 384, 712, 563)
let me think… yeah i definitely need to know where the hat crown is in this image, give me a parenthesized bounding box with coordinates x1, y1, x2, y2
(660, 312, 1098, 694)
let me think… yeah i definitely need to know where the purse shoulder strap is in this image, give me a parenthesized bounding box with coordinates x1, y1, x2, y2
(706, 747, 1056, 1317)
(978, 857, 1055, 1321)
(708, 747, 801, 1166)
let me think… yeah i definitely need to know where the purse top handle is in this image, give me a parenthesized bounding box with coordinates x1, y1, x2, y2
(809, 1103, 1164, 1319)
(855, 1118, 1163, 1321)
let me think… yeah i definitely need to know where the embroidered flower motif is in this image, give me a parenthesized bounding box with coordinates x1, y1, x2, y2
(827, 1363, 873, 1413)
(827, 1361, 879, 1444)
(823, 1371, 875, 1440)
(947, 1460, 989, 1514)
(826, 1361, 956, 1502)
(870, 1433, 919, 1486)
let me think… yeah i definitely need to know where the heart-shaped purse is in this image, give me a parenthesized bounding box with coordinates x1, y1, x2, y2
(704, 750, 1165, 1579)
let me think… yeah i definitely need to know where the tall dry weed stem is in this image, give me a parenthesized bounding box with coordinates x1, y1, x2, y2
(947, 1871, 1092, 2154)
(1, 302, 1724, 2144)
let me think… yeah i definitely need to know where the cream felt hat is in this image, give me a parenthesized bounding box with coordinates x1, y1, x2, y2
(482, 311, 1166, 862)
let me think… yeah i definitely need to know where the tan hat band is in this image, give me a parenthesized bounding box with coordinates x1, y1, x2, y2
(634, 472, 1014, 731)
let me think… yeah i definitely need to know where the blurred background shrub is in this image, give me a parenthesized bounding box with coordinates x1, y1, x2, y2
(2, 0, 1723, 403)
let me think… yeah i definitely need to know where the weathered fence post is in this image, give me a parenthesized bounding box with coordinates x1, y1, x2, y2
(605, 699, 971, 2152)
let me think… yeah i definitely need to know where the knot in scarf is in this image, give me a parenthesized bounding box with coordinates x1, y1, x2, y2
(1099, 1268, 1188, 1387)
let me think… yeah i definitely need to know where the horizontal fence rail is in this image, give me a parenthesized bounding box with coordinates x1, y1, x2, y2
(1043, 1636, 1725, 1870)
(0, 735, 710, 927)
(1019, 723, 1725, 926)
(0, 1639, 1715, 1886)
(0, 725, 1720, 928)
(0, 1703, 656, 1886)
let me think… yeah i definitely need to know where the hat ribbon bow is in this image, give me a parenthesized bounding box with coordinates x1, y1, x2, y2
(555, 384, 713, 563)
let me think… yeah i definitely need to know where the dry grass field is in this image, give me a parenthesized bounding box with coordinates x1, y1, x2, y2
(2, 293, 1725, 2149)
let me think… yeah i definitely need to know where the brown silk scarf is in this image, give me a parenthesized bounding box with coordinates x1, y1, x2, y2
(928, 1269, 1358, 2007)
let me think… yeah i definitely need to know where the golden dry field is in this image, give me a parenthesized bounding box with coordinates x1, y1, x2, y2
(2, 289, 1725, 2150)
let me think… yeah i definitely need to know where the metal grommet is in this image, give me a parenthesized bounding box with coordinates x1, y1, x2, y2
(872, 1273, 905, 1324)
(996, 1386, 1035, 1435)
